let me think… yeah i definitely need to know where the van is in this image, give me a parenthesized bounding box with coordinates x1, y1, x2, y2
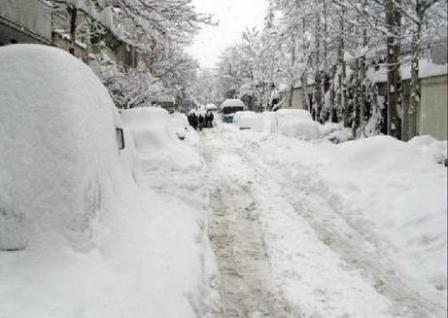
(220, 99, 244, 123)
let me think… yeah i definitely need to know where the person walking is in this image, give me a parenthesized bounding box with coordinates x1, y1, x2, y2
(198, 113, 204, 131)
(208, 111, 214, 128)
(204, 112, 211, 128)
(188, 112, 198, 130)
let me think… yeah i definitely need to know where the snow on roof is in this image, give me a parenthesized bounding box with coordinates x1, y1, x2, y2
(222, 99, 244, 107)
(206, 103, 218, 110)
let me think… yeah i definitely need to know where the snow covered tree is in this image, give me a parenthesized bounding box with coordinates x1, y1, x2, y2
(46, 0, 107, 55)
(47, 0, 210, 110)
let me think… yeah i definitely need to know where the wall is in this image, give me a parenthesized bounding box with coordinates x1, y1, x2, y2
(0, 0, 51, 41)
(283, 87, 302, 109)
(418, 75, 448, 140)
(283, 86, 313, 111)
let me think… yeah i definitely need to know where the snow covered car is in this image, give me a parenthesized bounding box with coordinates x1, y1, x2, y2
(233, 111, 258, 130)
(221, 99, 245, 123)
(274, 109, 320, 139)
(0, 45, 133, 252)
(121, 107, 203, 171)
(170, 112, 190, 140)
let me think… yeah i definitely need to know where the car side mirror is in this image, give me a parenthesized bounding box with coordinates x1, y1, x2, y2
(116, 128, 125, 150)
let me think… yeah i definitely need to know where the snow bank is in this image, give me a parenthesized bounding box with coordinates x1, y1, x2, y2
(274, 109, 320, 139)
(408, 135, 447, 165)
(251, 133, 447, 309)
(325, 136, 447, 299)
(121, 107, 203, 171)
(320, 122, 353, 143)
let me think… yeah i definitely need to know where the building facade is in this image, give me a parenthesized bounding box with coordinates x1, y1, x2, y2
(0, 0, 52, 46)
(0, 0, 137, 69)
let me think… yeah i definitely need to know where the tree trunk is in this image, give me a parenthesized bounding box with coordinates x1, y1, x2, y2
(330, 65, 337, 122)
(353, 58, 360, 137)
(385, 0, 402, 140)
(336, 10, 349, 126)
(289, 35, 296, 108)
(313, 11, 322, 122)
(407, 5, 423, 140)
(69, 6, 78, 56)
(301, 17, 310, 112)
(321, 0, 329, 122)
(358, 0, 369, 136)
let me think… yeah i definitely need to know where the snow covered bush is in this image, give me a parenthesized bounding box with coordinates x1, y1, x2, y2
(0, 44, 134, 252)
(274, 109, 320, 140)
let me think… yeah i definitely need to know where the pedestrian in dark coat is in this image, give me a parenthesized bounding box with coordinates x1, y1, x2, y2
(208, 112, 214, 128)
(188, 112, 198, 130)
(204, 112, 210, 128)
(198, 114, 204, 131)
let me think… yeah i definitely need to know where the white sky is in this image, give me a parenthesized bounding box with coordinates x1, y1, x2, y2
(187, 0, 268, 69)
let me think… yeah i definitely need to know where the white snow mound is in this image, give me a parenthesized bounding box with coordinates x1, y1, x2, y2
(0, 44, 130, 251)
(274, 109, 320, 139)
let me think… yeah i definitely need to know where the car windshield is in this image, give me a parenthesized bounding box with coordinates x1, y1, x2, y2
(222, 106, 244, 115)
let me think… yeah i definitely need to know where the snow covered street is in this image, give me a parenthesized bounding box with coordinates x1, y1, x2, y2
(1, 3, 447, 312)
(202, 126, 447, 318)
(204, 136, 295, 317)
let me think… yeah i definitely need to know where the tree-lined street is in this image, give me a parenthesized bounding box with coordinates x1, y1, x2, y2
(0, 1, 446, 317)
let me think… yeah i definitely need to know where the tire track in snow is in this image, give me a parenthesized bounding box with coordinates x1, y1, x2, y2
(203, 133, 297, 318)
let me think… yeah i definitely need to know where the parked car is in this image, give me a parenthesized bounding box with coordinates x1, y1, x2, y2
(221, 99, 245, 123)
(0, 44, 132, 251)
(121, 107, 202, 171)
(233, 111, 258, 130)
(170, 112, 190, 140)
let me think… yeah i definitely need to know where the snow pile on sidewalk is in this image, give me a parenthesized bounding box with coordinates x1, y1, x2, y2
(273, 109, 320, 139)
(0, 45, 216, 318)
(232, 109, 321, 139)
(326, 136, 447, 297)
(247, 132, 447, 310)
